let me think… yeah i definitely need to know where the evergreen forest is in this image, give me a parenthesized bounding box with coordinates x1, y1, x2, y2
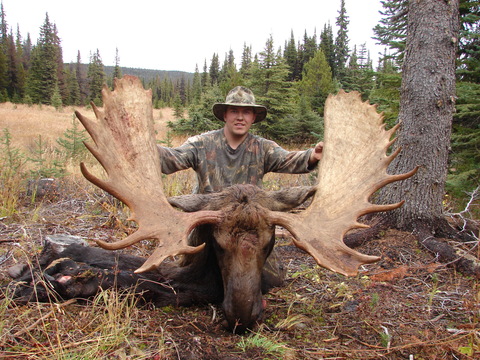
(0, 0, 479, 208)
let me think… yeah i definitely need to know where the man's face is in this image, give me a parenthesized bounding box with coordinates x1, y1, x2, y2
(223, 106, 256, 138)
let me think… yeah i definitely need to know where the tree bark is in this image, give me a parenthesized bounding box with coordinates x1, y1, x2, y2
(379, 0, 460, 230)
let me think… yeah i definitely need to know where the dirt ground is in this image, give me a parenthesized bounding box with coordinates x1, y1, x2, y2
(0, 188, 479, 360)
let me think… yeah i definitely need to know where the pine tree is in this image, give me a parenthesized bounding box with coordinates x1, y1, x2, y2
(219, 49, 241, 94)
(66, 66, 80, 105)
(248, 35, 295, 139)
(192, 64, 202, 104)
(87, 49, 105, 105)
(297, 49, 334, 114)
(209, 53, 220, 85)
(284, 31, 299, 81)
(320, 23, 336, 77)
(240, 43, 252, 76)
(457, 0, 480, 82)
(342, 43, 375, 98)
(14, 27, 26, 101)
(334, 0, 350, 81)
(52, 23, 67, 104)
(301, 30, 318, 70)
(56, 115, 88, 159)
(25, 14, 59, 104)
(201, 59, 210, 90)
(373, 0, 408, 65)
(448, 82, 480, 205)
(112, 47, 122, 82)
(75, 51, 87, 104)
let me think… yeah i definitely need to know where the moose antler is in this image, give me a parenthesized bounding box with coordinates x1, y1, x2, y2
(75, 76, 222, 273)
(269, 90, 418, 276)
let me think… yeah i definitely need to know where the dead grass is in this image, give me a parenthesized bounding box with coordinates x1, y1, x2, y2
(0, 102, 181, 155)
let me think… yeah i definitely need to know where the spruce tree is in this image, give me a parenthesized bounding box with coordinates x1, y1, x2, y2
(112, 47, 122, 82)
(56, 115, 88, 160)
(192, 64, 202, 104)
(248, 35, 295, 139)
(298, 49, 334, 114)
(240, 43, 252, 76)
(25, 14, 58, 104)
(66, 66, 80, 105)
(201, 59, 210, 90)
(457, 0, 480, 82)
(320, 23, 336, 77)
(284, 31, 299, 81)
(87, 49, 105, 105)
(373, 0, 408, 66)
(75, 51, 87, 104)
(209, 53, 220, 85)
(334, 0, 350, 81)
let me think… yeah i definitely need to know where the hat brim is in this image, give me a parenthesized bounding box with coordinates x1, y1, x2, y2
(212, 103, 267, 123)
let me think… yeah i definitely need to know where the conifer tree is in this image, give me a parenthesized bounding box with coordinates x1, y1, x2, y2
(14, 28, 26, 101)
(342, 44, 375, 98)
(209, 53, 220, 85)
(320, 23, 336, 76)
(66, 66, 80, 105)
(284, 31, 299, 81)
(112, 47, 122, 81)
(219, 49, 241, 94)
(25, 14, 59, 104)
(87, 49, 105, 105)
(457, 0, 480, 82)
(301, 30, 318, 69)
(56, 115, 88, 160)
(192, 64, 202, 104)
(201, 59, 210, 90)
(240, 43, 252, 76)
(297, 49, 334, 114)
(373, 0, 408, 66)
(75, 51, 87, 104)
(334, 0, 350, 81)
(52, 23, 67, 104)
(248, 35, 294, 139)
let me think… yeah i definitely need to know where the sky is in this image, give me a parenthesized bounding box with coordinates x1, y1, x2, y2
(2, 0, 385, 72)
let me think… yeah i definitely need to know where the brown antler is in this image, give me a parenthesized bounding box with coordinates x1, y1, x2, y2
(269, 90, 418, 276)
(75, 75, 222, 273)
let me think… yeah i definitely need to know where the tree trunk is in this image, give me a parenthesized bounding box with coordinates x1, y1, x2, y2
(379, 0, 460, 230)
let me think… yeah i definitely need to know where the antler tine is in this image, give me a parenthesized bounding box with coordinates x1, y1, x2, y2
(75, 75, 222, 271)
(269, 90, 417, 276)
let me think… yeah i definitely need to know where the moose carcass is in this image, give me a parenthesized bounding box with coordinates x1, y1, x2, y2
(9, 76, 416, 333)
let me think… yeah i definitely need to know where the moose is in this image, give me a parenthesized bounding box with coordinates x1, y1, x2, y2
(8, 76, 416, 333)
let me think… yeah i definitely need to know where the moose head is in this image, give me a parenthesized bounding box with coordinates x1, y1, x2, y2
(75, 76, 416, 333)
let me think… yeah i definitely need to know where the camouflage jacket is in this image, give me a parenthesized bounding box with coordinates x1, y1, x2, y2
(158, 129, 314, 194)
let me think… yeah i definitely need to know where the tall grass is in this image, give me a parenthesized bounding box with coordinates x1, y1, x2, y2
(0, 287, 168, 359)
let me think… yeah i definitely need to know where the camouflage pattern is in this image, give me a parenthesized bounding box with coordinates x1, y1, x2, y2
(159, 129, 314, 194)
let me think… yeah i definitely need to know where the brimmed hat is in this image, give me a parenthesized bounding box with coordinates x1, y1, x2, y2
(212, 86, 267, 123)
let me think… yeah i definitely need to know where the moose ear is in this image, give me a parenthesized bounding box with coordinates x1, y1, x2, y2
(262, 186, 316, 211)
(169, 192, 232, 212)
(168, 194, 212, 212)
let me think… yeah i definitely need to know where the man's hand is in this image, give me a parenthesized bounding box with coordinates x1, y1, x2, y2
(308, 141, 324, 166)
